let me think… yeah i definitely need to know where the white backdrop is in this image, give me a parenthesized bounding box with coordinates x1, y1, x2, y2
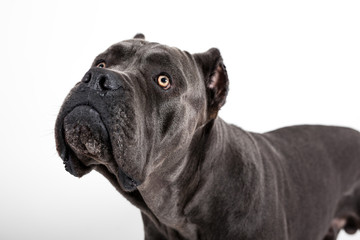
(1, 0, 360, 239)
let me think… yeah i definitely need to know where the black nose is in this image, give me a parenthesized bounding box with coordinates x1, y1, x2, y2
(81, 68, 122, 91)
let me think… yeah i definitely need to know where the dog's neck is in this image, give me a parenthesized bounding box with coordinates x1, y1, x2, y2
(137, 117, 265, 238)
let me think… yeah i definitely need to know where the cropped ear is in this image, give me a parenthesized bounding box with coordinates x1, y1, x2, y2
(194, 48, 229, 119)
(133, 33, 145, 40)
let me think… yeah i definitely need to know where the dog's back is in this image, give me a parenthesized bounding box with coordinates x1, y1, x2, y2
(252, 125, 360, 239)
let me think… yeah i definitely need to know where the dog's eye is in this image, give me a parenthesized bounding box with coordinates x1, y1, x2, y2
(157, 75, 171, 90)
(96, 62, 106, 68)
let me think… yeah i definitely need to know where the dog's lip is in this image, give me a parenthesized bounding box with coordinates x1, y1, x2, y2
(63, 105, 111, 163)
(58, 121, 96, 177)
(118, 167, 140, 192)
(56, 104, 141, 190)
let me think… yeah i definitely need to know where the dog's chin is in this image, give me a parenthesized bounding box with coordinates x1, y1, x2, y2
(56, 105, 140, 192)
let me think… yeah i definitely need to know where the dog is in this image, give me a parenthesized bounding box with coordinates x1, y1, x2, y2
(55, 34, 360, 239)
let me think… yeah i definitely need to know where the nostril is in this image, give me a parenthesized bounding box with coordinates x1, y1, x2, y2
(82, 72, 92, 83)
(81, 69, 121, 91)
(98, 75, 112, 90)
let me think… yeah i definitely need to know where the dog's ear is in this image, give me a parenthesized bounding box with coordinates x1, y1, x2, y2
(194, 48, 229, 119)
(133, 33, 145, 40)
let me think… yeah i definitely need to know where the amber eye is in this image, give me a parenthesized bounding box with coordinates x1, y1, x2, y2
(157, 75, 171, 89)
(96, 62, 106, 68)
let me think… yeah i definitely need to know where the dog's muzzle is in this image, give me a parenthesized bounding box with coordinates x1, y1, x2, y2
(57, 105, 113, 178)
(56, 102, 140, 191)
(55, 67, 141, 191)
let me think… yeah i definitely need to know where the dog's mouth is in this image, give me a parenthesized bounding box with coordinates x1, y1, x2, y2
(56, 105, 139, 192)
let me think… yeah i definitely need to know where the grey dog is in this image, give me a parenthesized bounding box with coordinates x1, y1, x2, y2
(55, 34, 360, 240)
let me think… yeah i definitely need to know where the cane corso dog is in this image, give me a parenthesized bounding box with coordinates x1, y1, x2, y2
(55, 34, 360, 240)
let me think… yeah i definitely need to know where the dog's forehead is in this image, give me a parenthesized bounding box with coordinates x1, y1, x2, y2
(97, 39, 187, 65)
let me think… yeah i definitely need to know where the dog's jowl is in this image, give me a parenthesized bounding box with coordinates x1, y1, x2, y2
(55, 34, 360, 240)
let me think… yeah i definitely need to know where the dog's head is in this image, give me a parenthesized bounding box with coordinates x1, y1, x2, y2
(55, 34, 228, 193)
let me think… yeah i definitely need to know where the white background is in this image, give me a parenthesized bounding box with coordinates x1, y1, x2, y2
(1, 0, 359, 239)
